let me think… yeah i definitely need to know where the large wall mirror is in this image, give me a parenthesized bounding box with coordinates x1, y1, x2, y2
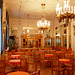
(54, 23, 71, 47)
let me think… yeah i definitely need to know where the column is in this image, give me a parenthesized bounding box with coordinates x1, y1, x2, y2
(3, 1, 6, 49)
(60, 25, 64, 47)
(42, 30, 46, 48)
(18, 21, 23, 48)
(67, 25, 69, 49)
(71, 19, 73, 50)
(54, 27, 56, 47)
(71, 20, 75, 58)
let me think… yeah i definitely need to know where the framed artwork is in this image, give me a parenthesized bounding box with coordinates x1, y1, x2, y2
(10, 26, 18, 36)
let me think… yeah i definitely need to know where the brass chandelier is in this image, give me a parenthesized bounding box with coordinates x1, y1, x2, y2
(37, 4, 50, 30)
(56, 0, 75, 25)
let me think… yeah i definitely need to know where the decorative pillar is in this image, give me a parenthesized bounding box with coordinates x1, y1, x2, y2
(67, 25, 69, 49)
(54, 27, 56, 47)
(18, 22, 23, 48)
(60, 25, 64, 47)
(42, 30, 46, 48)
(72, 20, 75, 58)
(71, 19, 73, 50)
(2, 1, 6, 49)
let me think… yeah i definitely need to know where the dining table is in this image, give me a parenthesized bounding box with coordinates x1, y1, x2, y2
(7, 71, 30, 75)
(45, 54, 53, 57)
(11, 55, 20, 59)
(9, 59, 21, 65)
(56, 51, 61, 54)
(59, 58, 71, 64)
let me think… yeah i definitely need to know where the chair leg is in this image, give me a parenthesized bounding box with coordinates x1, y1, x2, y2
(72, 71, 73, 75)
(63, 70, 65, 75)
(52, 70, 53, 75)
(58, 72, 60, 75)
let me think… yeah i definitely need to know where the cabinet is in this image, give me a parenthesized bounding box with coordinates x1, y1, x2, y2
(36, 34, 42, 48)
(14, 37, 19, 47)
(21, 34, 28, 48)
(21, 34, 42, 48)
(45, 38, 52, 48)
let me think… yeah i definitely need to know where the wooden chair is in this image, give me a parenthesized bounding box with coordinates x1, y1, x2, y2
(20, 58, 28, 72)
(65, 58, 75, 75)
(0, 60, 5, 75)
(27, 62, 37, 73)
(0, 60, 13, 75)
(60, 51, 65, 58)
(34, 49, 40, 62)
(4, 53, 17, 72)
(30, 69, 40, 75)
(52, 57, 65, 75)
(4, 53, 11, 68)
(44, 48, 50, 53)
(17, 49, 21, 52)
(39, 52, 51, 68)
(11, 50, 15, 55)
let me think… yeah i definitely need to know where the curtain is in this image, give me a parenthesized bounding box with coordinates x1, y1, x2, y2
(1, 15, 3, 54)
(1, 0, 3, 54)
(7, 22, 9, 44)
(6, 11, 9, 47)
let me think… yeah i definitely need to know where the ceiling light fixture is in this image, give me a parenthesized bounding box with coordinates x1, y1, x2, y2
(56, 0, 75, 23)
(37, 3, 50, 31)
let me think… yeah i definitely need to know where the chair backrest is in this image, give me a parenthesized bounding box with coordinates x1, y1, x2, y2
(27, 62, 37, 73)
(17, 49, 21, 52)
(39, 52, 45, 60)
(52, 56, 59, 70)
(11, 50, 15, 55)
(34, 50, 39, 56)
(60, 51, 65, 58)
(4, 53, 11, 65)
(20, 58, 28, 71)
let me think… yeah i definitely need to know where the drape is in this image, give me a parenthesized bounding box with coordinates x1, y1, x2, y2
(1, 15, 3, 54)
(7, 23, 9, 44)
(1, 4, 3, 54)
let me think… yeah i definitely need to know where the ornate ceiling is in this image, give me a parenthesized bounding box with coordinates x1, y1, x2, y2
(4, 0, 75, 21)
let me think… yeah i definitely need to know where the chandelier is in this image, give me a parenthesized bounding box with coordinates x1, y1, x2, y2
(37, 4, 50, 30)
(56, 0, 75, 24)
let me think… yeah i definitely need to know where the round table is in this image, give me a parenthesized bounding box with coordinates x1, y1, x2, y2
(9, 59, 20, 65)
(11, 55, 20, 59)
(8, 71, 30, 75)
(59, 58, 71, 64)
(45, 54, 53, 57)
